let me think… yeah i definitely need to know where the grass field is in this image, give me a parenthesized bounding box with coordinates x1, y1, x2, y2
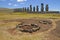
(0, 12, 60, 40)
(0, 12, 60, 20)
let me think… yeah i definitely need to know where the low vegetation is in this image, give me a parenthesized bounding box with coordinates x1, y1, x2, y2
(0, 12, 60, 20)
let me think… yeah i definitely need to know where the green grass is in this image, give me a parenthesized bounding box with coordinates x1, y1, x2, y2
(0, 12, 60, 20)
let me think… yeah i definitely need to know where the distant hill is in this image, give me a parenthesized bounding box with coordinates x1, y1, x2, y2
(0, 8, 9, 10)
(0, 8, 14, 13)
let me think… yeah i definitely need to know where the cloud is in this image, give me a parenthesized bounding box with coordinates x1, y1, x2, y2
(8, 3, 18, 6)
(13, 4, 18, 6)
(17, 0, 27, 2)
(8, 3, 12, 5)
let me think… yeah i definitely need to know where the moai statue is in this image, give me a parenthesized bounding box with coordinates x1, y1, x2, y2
(30, 5, 32, 12)
(41, 3, 44, 12)
(22, 7, 24, 12)
(33, 6, 35, 12)
(24, 7, 26, 12)
(36, 5, 39, 12)
(27, 7, 29, 12)
(45, 4, 49, 12)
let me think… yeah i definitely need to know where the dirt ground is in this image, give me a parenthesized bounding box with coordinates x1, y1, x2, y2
(0, 18, 60, 40)
(50, 19, 60, 37)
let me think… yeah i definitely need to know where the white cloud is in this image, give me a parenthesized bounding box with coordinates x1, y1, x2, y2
(13, 4, 18, 6)
(17, 0, 27, 2)
(8, 3, 18, 6)
(8, 3, 12, 5)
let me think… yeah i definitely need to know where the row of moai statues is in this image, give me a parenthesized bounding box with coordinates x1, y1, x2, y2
(22, 3, 49, 13)
(41, 3, 49, 12)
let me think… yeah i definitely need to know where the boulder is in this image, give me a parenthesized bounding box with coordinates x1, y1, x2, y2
(16, 23, 40, 33)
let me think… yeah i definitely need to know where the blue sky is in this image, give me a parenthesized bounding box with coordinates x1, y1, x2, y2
(0, 0, 60, 11)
